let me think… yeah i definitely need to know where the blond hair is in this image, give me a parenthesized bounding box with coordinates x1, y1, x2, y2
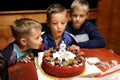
(11, 18, 42, 41)
(46, 3, 67, 21)
(70, 0, 89, 14)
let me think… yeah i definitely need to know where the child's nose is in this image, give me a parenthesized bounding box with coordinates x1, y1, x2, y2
(57, 23, 62, 29)
(40, 37, 43, 42)
(76, 16, 80, 20)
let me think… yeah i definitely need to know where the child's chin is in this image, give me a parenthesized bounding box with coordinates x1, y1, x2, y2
(74, 25, 81, 29)
(57, 32, 62, 35)
(34, 47, 39, 49)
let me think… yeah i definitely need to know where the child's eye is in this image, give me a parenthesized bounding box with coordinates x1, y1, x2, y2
(72, 14, 77, 18)
(79, 15, 86, 18)
(61, 22, 66, 25)
(53, 23, 57, 25)
(35, 36, 39, 40)
(72, 14, 86, 18)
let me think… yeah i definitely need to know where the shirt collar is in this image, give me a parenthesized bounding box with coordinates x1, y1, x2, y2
(13, 43, 32, 59)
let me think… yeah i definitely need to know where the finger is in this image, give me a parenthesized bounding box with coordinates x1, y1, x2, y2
(28, 53, 34, 60)
(19, 59, 24, 63)
(26, 57, 32, 62)
(22, 58, 29, 63)
(24, 57, 32, 63)
(26, 55, 31, 60)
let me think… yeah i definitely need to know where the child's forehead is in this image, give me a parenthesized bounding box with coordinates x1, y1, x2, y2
(71, 7, 88, 14)
(53, 14, 66, 18)
(50, 10, 67, 15)
(49, 12, 67, 20)
(73, 6, 88, 11)
(52, 11, 66, 15)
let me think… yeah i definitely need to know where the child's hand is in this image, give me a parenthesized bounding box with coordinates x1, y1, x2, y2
(19, 53, 34, 63)
(71, 44, 80, 50)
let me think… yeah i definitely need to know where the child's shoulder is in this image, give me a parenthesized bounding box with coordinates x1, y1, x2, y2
(1, 42, 14, 53)
(41, 31, 52, 40)
(1, 42, 14, 60)
(42, 31, 49, 36)
(84, 20, 96, 26)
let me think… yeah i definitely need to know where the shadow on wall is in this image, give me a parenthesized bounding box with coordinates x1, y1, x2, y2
(0, 0, 100, 11)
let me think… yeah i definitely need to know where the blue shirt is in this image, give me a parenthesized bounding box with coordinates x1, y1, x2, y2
(65, 21, 106, 48)
(42, 31, 77, 50)
(13, 43, 32, 59)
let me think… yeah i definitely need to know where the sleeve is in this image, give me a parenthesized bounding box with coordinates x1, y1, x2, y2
(78, 23, 106, 48)
(0, 52, 6, 71)
(0, 52, 9, 80)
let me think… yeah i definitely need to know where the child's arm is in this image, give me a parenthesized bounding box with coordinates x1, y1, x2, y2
(78, 24, 106, 48)
(0, 53, 6, 71)
(0, 52, 9, 80)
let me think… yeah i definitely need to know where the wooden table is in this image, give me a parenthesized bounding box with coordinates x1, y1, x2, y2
(81, 48, 120, 72)
(81, 48, 120, 63)
(8, 48, 120, 80)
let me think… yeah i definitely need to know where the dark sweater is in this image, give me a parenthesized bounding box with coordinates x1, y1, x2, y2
(66, 21, 106, 48)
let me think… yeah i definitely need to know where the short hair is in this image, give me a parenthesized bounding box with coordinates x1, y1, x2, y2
(11, 18, 42, 41)
(46, 3, 67, 21)
(70, 0, 89, 14)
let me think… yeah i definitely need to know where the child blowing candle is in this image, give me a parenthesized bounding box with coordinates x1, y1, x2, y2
(42, 3, 78, 50)
(0, 18, 43, 80)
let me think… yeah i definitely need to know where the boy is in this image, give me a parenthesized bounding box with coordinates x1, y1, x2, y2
(42, 3, 77, 50)
(66, 0, 106, 48)
(0, 18, 43, 80)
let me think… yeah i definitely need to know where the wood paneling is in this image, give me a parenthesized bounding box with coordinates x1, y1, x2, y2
(97, 0, 113, 47)
(108, 0, 120, 54)
(0, 26, 14, 49)
(97, 0, 120, 55)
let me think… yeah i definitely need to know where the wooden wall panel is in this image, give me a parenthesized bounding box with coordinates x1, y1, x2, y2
(0, 26, 14, 49)
(97, 0, 120, 54)
(97, 0, 113, 48)
(108, 0, 120, 54)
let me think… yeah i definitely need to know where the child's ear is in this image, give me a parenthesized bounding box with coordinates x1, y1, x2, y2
(20, 38, 27, 46)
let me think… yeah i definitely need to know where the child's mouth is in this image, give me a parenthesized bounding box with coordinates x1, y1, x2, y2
(57, 31, 62, 34)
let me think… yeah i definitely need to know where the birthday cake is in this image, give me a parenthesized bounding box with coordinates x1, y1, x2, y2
(42, 41, 86, 78)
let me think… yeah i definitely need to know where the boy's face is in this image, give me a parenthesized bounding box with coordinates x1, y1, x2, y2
(26, 27, 43, 49)
(48, 11, 67, 39)
(70, 8, 88, 29)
